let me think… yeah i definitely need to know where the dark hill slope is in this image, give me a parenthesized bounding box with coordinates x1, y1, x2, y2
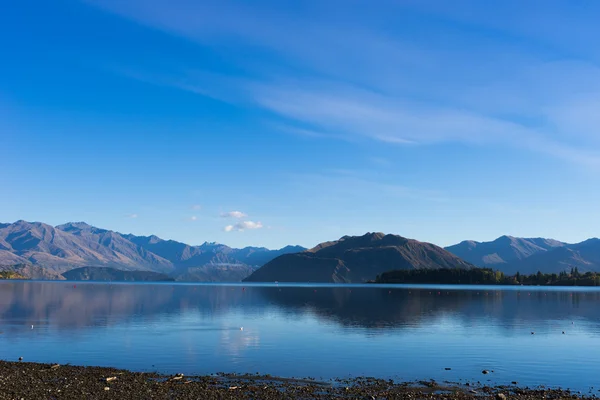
(244, 232, 474, 283)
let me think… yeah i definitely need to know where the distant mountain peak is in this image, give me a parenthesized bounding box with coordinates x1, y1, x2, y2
(495, 235, 516, 243)
(360, 232, 387, 240)
(0, 220, 306, 281)
(457, 240, 479, 248)
(279, 245, 305, 252)
(446, 235, 571, 272)
(575, 238, 600, 248)
(239, 246, 269, 251)
(57, 222, 94, 231)
(13, 220, 45, 227)
(146, 235, 162, 244)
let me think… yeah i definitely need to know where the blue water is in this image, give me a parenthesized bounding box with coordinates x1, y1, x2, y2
(1, 281, 599, 391)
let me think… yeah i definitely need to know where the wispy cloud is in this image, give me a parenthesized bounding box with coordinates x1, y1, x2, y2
(189, 216, 198, 221)
(369, 157, 392, 168)
(250, 81, 531, 145)
(191, 204, 202, 210)
(224, 221, 263, 232)
(127, 213, 138, 219)
(287, 169, 448, 203)
(87, 0, 600, 168)
(221, 211, 247, 219)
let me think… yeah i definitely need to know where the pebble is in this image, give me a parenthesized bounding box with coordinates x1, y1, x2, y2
(0, 360, 591, 399)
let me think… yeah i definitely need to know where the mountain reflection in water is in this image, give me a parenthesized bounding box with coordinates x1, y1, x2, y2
(1, 282, 599, 332)
(1, 282, 599, 391)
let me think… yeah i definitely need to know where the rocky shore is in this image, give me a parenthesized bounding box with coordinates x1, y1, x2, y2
(0, 360, 595, 399)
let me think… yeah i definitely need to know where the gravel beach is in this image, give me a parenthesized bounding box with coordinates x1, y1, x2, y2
(0, 360, 595, 399)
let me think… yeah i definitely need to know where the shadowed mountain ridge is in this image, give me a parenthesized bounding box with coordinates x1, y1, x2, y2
(245, 232, 474, 283)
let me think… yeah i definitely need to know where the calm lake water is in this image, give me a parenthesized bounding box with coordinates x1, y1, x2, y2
(1, 281, 599, 391)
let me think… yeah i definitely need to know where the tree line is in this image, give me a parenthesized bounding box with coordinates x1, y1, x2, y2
(0, 270, 26, 280)
(374, 267, 600, 286)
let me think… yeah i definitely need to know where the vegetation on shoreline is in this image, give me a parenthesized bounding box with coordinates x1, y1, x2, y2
(374, 267, 600, 286)
(62, 266, 175, 282)
(0, 270, 27, 280)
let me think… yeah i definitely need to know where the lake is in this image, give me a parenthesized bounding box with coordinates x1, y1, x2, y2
(0, 281, 599, 391)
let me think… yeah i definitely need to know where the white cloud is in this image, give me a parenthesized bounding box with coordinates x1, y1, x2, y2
(190, 216, 198, 221)
(240, 221, 263, 229)
(221, 211, 248, 218)
(223, 220, 263, 232)
(128, 213, 138, 219)
(191, 204, 202, 210)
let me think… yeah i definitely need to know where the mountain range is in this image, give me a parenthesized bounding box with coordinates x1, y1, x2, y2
(244, 232, 474, 283)
(0, 220, 305, 281)
(445, 236, 600, 274)
(2, 219, 600, 282)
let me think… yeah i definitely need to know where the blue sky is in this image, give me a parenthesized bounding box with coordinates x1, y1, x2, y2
(2, 0, 600, 249)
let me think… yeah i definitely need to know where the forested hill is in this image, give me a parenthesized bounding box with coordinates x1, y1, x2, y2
(374, 267, 600, 286)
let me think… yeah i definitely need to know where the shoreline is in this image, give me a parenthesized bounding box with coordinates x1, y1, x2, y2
(0, 360, 595, 399)
(3, 278, 600, 288)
